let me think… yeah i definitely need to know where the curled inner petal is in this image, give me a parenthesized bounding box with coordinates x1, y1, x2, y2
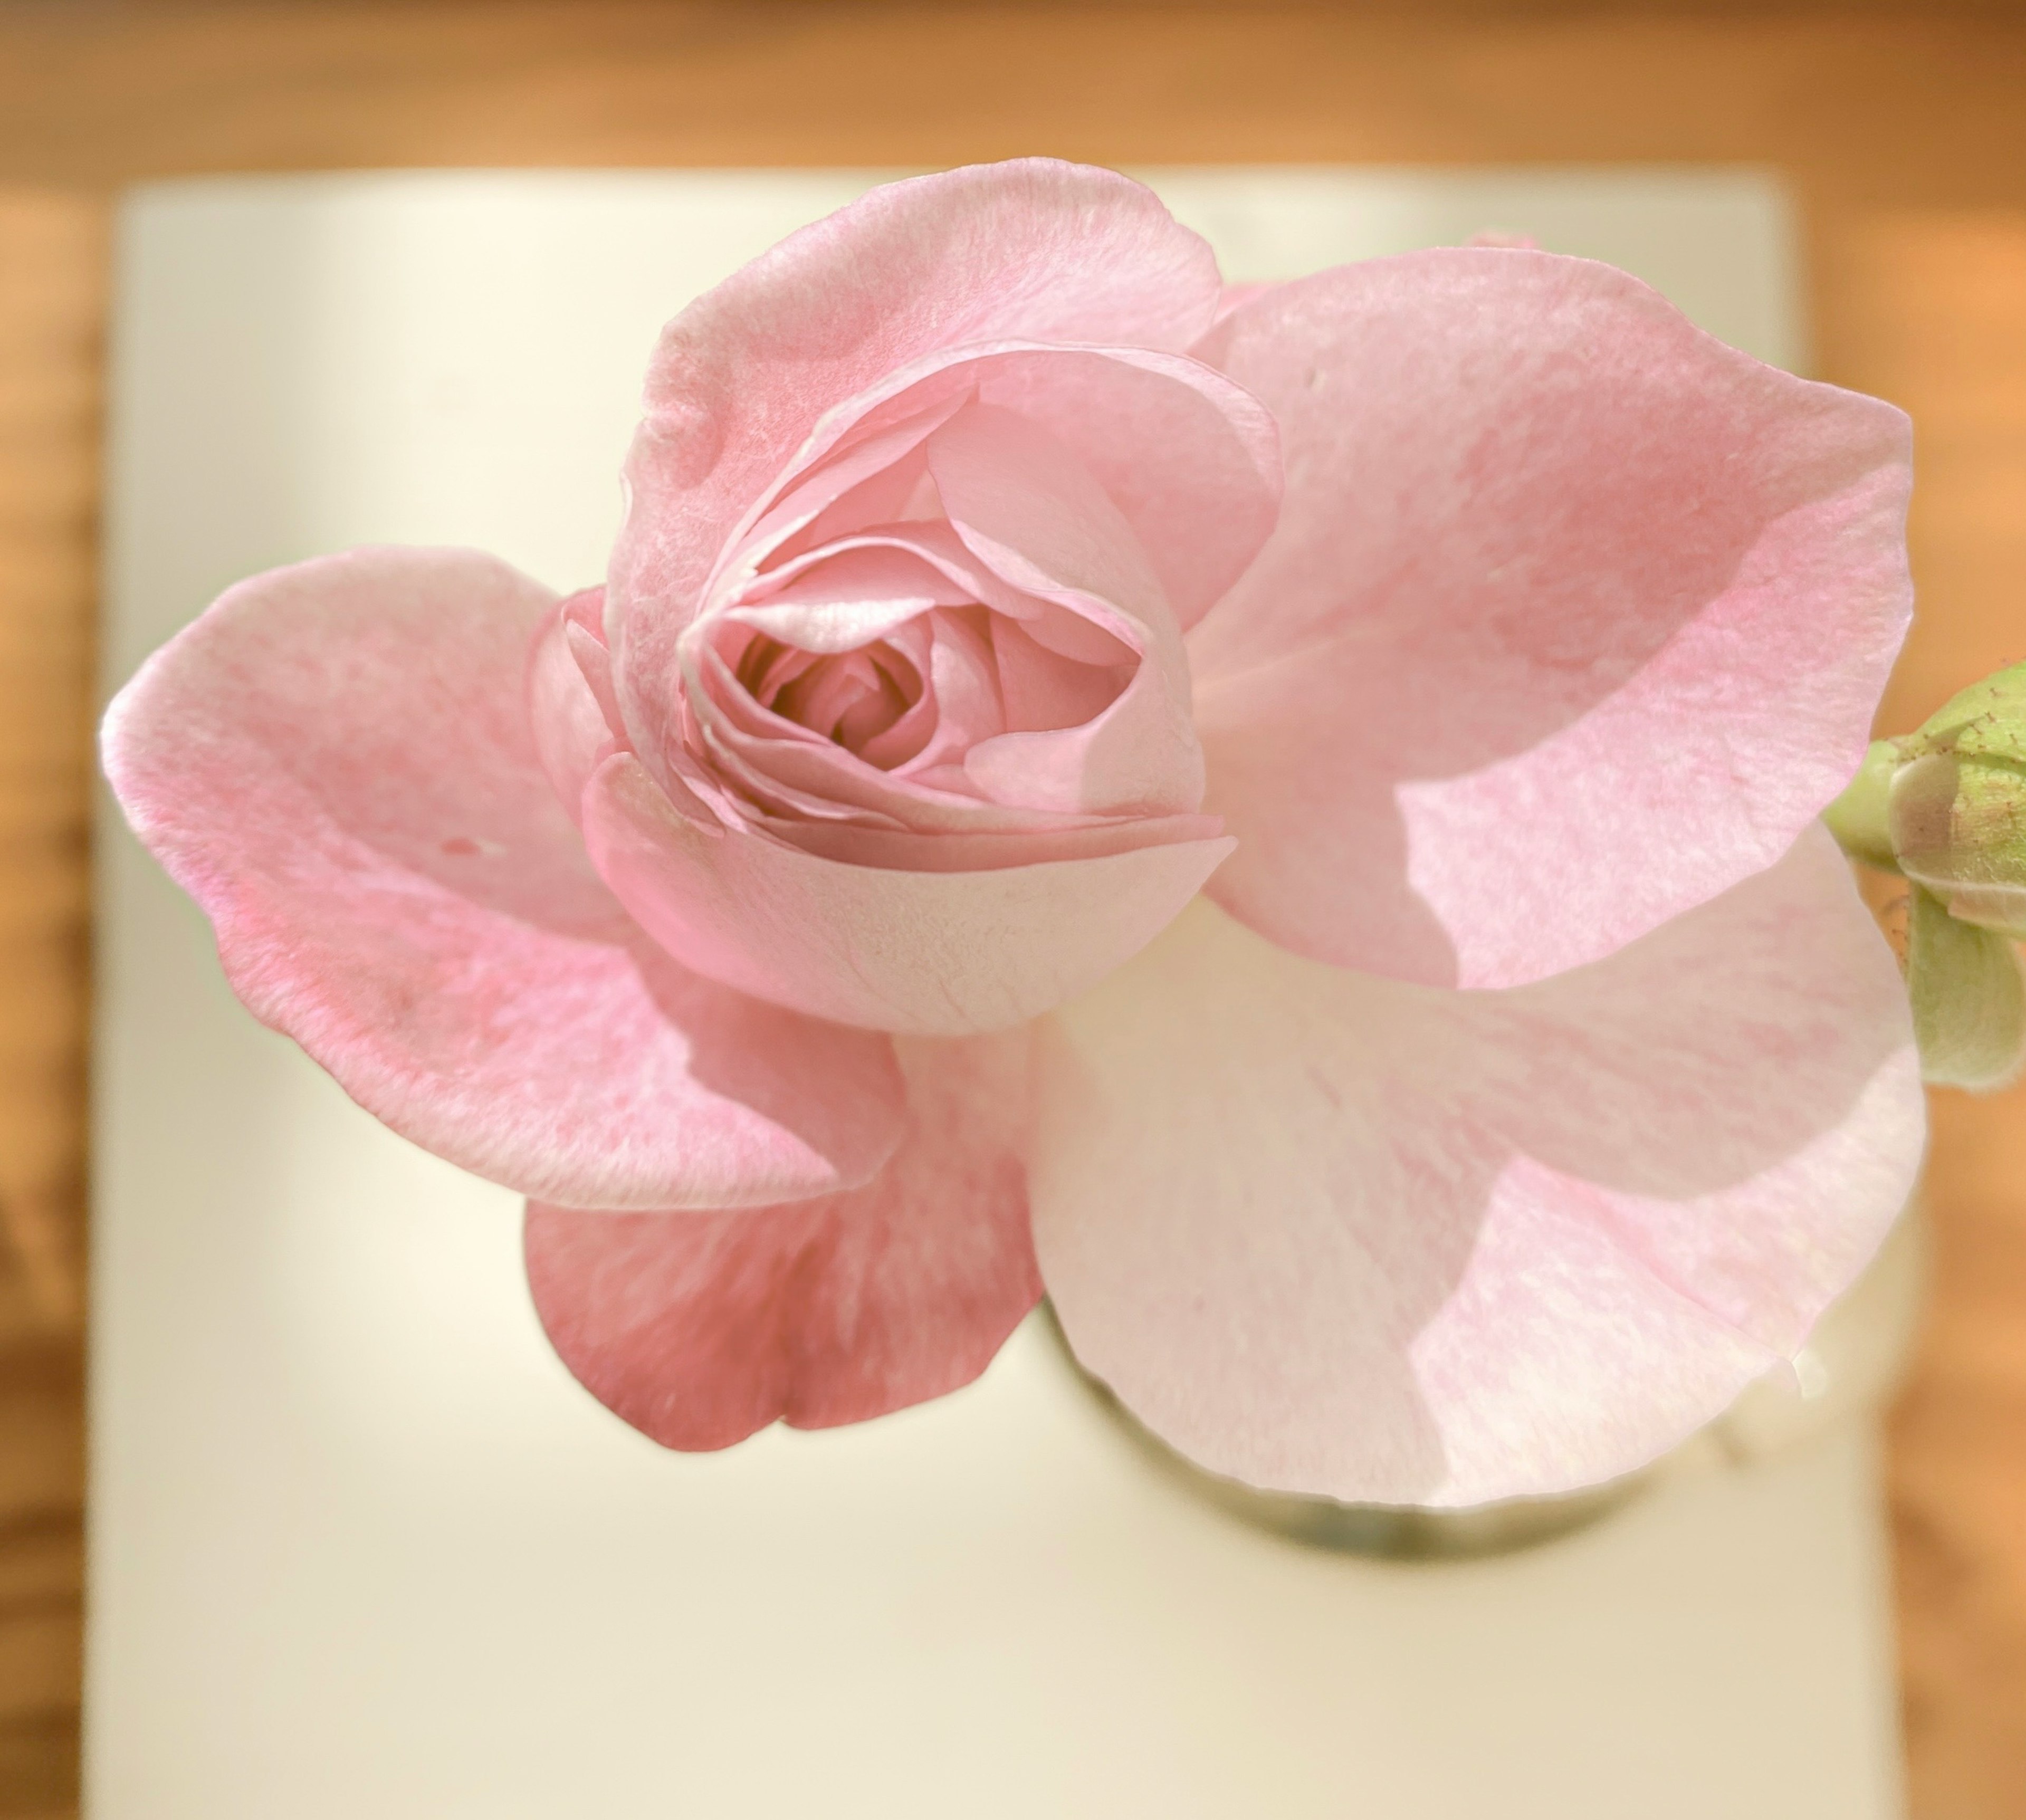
(676, 399, 1197, 845)
(739, 631, 926, 758)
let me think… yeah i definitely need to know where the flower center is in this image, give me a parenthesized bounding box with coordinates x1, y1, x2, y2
(678, 394, 1200, 831)
(736, 634, 926, 760)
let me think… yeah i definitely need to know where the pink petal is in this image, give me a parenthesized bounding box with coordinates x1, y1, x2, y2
(582, 750, 1234, 1034)
(528, 590, 622, 823)
(926, 401, 1171, 634)
(737, 390, 977, 577)
(610, 161, 1222, 753)
(691, 637, 1041, 840)
(945, 344, 1280, 629)
(524, 1030, 1040, 1449)
(762, 811, 1229, 874)
(990, 617, 1132, 732)
(924, 401, 1205, 818)
(732, 544, 975, 650)
(620, 340, 1276, 792)
(693, 522, 1143, 837)
(1031, 826, 1923, 1506)
(102, 548, 906, 1208)
(1212, 280, 1276, 323)
(1190, 251, 1915, 989)
(773, 345, 1277, 633)
(562, 588, 625, 731)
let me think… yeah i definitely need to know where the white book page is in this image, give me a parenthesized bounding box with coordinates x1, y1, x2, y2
(93, 170, 1898, 1820)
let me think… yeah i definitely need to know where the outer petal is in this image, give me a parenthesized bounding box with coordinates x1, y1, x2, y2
(1190, 250, 1915, 989)
(582, 751, 1232, 1035)
(611, 159, 1222, 687)
(1031, 827, 1923, 1507)
(102, 548, 905, 1209)
(525, 1031, 1039, 1449)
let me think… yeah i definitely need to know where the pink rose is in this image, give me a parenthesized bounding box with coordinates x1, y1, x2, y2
(103, 161, 1923, 1505)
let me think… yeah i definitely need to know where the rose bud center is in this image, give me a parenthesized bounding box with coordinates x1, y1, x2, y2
(679, 395, 1191, 835)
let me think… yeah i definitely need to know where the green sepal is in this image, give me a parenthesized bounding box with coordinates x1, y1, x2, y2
(1889, 749, 2026, 939)
(1901, 657, 2026, 767)
(1907, 884, 2026, 1093)
(1823, 738, 1904, 872)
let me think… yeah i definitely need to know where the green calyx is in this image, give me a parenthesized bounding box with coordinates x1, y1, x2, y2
(1822, 737, 1904, 873)
(1827, 659, 2026, 937)
(1890, 749, 2026, 938)
(1904, 659, 2026, 769)
(1907, 884, 2026, 1093)
(1824, 658, 2026, 1093)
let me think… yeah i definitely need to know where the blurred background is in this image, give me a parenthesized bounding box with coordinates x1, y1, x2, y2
(1, 2, 2024, 1815)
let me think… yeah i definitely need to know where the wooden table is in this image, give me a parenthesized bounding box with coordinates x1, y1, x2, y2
(1, 4, 2023, 1814)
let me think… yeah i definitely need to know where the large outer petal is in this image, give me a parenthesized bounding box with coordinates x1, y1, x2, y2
(582, 751, 1233, 1035)
(525, 1031, 1039, 1449)
(102, 548, 905, 1209)
(611, 161, 1224, 752)
(1031, 827, 1924, 1507)
(1191, 250, 1915, 990)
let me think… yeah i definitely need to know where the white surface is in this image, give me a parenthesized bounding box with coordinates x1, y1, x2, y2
(91, 169, 1898, 1819)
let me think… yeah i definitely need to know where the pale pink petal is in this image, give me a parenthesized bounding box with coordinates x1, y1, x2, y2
(102, 548, 906, 1209)
(761, 811, 1223, 875)
(951, 345, 1280, 628)
(1212, 280, 1276, 323)
(731, 545, 974, 650)
(528, 591, 621, 823)
(924, 402, 1205, 818)
(1031, 826, 1923, 1506)
(694, 524, 1141, 835)
(786, 346, 1277, 631)
(610, 162, 1221, 748)
(691, 640, 1054, 840)
(892, 609, 1007, 773)
(926, 401, 1171, 633)
(619, 342, 1275, 783)
(733, 351, 1276, 624)
(1190, 251, 1914, 989)
(582, 751, 1233, 1034)
(562, 588, 625, 731)
(990, 617, 1132, 732)
(525, 1031, 1039, 1449)
(700, 533, 1174, 855)
(737, 390, 976, 576)
(761, 521, 1038, 616)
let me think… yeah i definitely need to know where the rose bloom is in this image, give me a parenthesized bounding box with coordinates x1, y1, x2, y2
(104, 161, 1922, 1506)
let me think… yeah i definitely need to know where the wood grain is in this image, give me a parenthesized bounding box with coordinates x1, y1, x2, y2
(0, 191, 98, 1820)
(0, 5, 2023, 1815)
